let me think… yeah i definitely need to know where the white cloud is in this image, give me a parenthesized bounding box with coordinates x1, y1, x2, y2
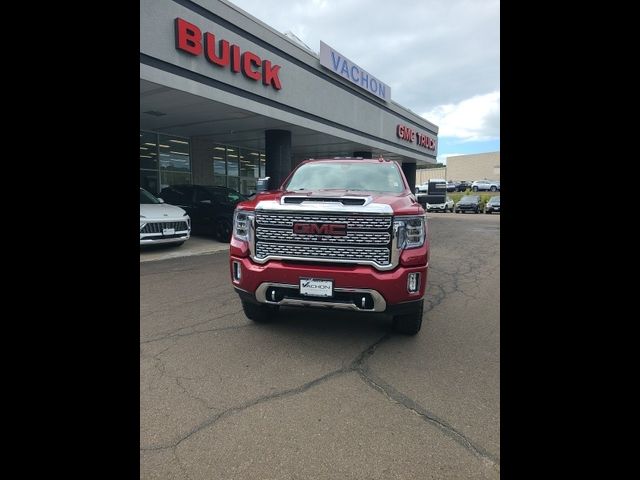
(228, 0, 499, 114)
(422, 91, 500, 142)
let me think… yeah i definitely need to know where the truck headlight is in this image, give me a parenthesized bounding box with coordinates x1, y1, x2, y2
(233, 209, 254, 241)
(394, 215, 426, 249)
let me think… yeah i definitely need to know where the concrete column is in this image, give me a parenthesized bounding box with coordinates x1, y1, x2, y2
(401, 162, 417, 190)
(265, 129, 292, 189)
(353, 151, 372, 159)
(190, 137, 216, 186)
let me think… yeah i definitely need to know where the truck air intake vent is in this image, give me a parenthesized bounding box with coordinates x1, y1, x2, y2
(282, 196, 366, 206)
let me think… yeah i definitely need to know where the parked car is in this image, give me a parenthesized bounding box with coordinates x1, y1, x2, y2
(415, 183, 428, 194)
(456, 180, 471, 192)
(140, 188, 191, 246)
(485, 195, 500, 214)
(471, 179, 500, 192)
(455, 195, 484, 214)
(159, 184, 247, 242)
(446, 181, 458, 192)
(426, 196, 454, 213)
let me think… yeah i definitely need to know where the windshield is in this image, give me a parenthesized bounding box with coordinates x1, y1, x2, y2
(140, 188, 160, 204)
(285, 161, 405, 193)
(489, 196, 500, 204)
(460, 196, 478, 202)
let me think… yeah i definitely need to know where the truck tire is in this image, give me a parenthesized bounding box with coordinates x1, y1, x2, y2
(242, 301, 278, 323)
(215, 218, 232, 243)
(392, 300, 424, 335)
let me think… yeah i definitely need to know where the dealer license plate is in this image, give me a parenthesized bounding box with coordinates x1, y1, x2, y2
(163, 228, 175, 236)
(299, 278, 333, 297)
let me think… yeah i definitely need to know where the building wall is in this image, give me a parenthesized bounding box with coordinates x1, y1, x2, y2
(140, 0, 438, 163)
(415, 167, 447, 185)
(446, 152, 500, 182)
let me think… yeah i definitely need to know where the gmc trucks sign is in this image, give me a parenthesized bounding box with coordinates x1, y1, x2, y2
(174, 18, 282, 90)
(397, 124, 436, 151)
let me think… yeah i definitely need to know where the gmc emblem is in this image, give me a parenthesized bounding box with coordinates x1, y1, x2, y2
(293, 223, 347, 236)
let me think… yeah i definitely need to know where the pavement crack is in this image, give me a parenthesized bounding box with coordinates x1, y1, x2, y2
(356, 367, 500, 467)
(350, 333, 391, 369)
(140, 310, 246, 344)
(142, 333, 393, 452)
(140, 368, 349, 451)
(175, 377, 212, 410)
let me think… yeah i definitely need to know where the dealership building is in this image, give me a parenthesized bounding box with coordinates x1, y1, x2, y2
(140, 0, 439, 196)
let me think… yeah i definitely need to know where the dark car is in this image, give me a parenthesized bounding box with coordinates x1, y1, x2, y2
(485, 195, 500, 214)
(455, 195, 484, 214)
(456, 181, 471, 192)
(159, 184, 247, 241)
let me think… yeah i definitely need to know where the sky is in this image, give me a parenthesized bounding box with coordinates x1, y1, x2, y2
(227, 0, 499, 164)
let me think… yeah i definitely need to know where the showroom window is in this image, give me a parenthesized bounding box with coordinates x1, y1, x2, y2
(140, 131, 191, 194)
(140, 131, 159, 193)
(211, 144, 266, 195)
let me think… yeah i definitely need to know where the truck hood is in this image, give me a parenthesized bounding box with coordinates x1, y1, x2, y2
(236, 189, 423, 216)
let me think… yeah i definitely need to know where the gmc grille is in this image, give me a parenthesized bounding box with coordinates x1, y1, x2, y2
(254, 212, 393, 268)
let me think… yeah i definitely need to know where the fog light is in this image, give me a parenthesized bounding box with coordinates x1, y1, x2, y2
(407, 272, 420, 293)
(232, 261, 241, 282)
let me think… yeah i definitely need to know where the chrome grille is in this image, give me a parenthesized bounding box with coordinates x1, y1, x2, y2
(256, 243, 390, 265)
(256, 213, 391, 230)
(140, 221, 189, 234)
(256, 227, 390, 245)
(253, 211, 393, 267)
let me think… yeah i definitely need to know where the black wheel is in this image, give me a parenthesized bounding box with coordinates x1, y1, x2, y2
(490, 186, 497, 192)
(486, 209, 491, 214)
(392, 300, 424, 335)
(475, 207, 479, 213)
(472, 186, 478, 192)
(241, 301, 279, 323)
(215, 218, 233, 243)
(455, 209, 460, 214)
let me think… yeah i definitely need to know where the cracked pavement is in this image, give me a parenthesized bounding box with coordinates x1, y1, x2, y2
(140, 212, 500, 479)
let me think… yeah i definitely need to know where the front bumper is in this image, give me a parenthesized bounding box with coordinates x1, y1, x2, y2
(456, 205, 479, 211)
(140, 232, 190, 245)
(230, 257, 427, 311)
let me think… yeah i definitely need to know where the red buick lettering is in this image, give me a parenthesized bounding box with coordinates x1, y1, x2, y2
(174, 17, 282, 90)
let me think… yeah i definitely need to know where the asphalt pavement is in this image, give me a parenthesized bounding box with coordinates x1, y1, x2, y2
(140, 212, 500, 479)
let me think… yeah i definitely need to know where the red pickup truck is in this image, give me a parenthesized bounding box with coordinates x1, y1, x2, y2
(229, 158, 429, 334)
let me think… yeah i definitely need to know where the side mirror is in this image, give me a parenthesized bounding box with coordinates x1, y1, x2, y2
(256, 177, 271, 193)
(157, 197, 165, 204)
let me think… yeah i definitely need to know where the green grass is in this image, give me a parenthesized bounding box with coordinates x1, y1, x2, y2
(449, 191, 500, 204)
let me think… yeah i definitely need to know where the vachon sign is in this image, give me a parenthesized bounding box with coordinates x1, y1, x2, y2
(174, 18, 282, 90)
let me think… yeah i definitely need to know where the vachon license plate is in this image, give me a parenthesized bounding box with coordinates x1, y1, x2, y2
(299, 278, 333, 297)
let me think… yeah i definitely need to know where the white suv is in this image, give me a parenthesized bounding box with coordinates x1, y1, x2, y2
(425, 196, 454, 213)
(140, 188, 191, 246)
(471, 180, 500, 192)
